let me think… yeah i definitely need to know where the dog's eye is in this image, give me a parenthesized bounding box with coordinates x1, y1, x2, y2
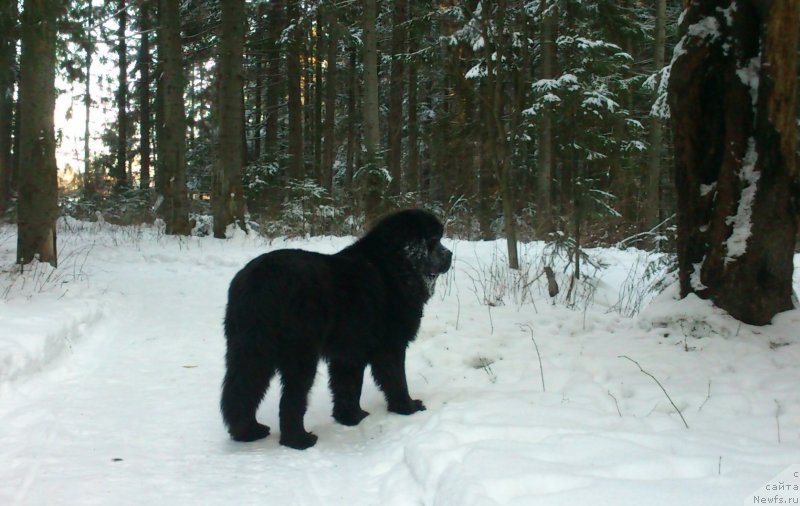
(426, 238, 439, 250)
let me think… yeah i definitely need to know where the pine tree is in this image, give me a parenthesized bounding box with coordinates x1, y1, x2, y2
(321, 0, 337, 194)
(263, 0, 284, 161)
(536, 0, 556, 235)
(361, 0, 383, 222)
(644, 0, 666, 231)
(286, 0, 304, 181)
(114, 0, 129, 188)
(213, 0, 247, 238)
(156, 0, 190, 235)
(137, 0, 152, 190)
(0, 0, 17, 214)
(17, 0, 61, 266)
(387, 0, 407, 196)
(668, 0, 799, 325)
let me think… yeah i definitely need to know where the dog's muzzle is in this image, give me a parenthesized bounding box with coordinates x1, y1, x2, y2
(431, 245, 452, 275)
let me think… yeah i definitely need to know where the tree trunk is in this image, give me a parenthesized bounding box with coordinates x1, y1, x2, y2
(83, 24, 93, 192)
(645, 0, 666, 231)
(138, 0, 152, 190)
(0, 0, 17, 214)
(313, 6, 323, 184)
(263, 0, 284, 159)
(252, 2, 265, 160)
(213, 0, 247, 238)
(536, 0, 556, 236)
(387, 0, 407, 195)
(512, 16, 531, 210)
(115, 0, 128, 188)
(154, 59, 164, 195)
(345, 45, 357, 192)
(477, 81, 496, 240)
(12, 83, 20, 188)
(17, 0, 59, 266)
(286, 0, 303, 181)
(668, 0, 799, 325)
(482, 1, 518, 268)
(304, 52, 312, 174)
(406, 14, 419, 200)
(156, 0, 190, 235)
(322, 2, 337, 194)
(362, 0, 382, 222)
(253, 60, 262, 160)
(186, 64, 195, 147)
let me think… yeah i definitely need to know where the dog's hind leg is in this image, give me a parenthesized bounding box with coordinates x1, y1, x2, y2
(220, 343, 275, 442)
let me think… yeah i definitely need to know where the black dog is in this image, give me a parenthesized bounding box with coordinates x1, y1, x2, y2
(221, 209, 452, 449)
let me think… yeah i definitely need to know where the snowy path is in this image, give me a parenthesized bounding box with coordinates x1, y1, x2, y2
(1, 222, 799, 505)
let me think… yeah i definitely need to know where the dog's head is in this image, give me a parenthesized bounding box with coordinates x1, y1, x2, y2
(362, 209, 453, 295)
(382, 210, 452, 293)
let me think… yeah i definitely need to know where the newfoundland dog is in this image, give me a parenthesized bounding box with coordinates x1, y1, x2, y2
(220, 209, 452, 449)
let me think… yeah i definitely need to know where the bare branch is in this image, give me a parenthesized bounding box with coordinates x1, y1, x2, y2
(619, 355, 689, 429)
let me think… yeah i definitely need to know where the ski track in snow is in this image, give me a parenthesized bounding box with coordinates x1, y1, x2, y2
(1, 220, 799, 506)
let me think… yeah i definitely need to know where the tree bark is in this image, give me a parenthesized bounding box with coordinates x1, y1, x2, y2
(156, 0, 190, 235)
(477, 80, 496, 240)
(645, 0, 666, 231)
(252, 2, 265, 160)
(387, 0, 407, 195)
(213, 0, 247, 238)
(0, 0, 17, 214)
(322, 2, 337, 194)
(536, 0, 556, 236)
(313, 7, 323, 184)
(138, 0, 152, 189)
(253, 58, 262, 160)
(406, 11, 419, 200)
(362, 0, 382, 222)
(668, 0, 799, 325)
(345, 45, 357, 192)
(115, 0, 128, 188)
(481, 1, 518, 268)
(83, 22, 93, 192)
(286, 0, 303, 181)
(263, 0, 284, 159)
(17, 0, 60, 266)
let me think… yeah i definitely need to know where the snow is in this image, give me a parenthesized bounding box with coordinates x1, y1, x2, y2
(687, 17, 721, 42)
(725, 137, 760, 265)
(623, 140, 647, 153)
(1, 219, 799, 505)
(532, 74, 579, 94)
(648, 65, 672, 119)
(716, 2, 737, 27)
(582, 89, 619, 112)
(465, 63, 487, 80)
(690, 259, 709, 292)
(659, 15, 723, 121)
(700, 182, 717, 197)
(736, 56, 761, 108)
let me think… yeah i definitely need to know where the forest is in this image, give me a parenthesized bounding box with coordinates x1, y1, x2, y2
(1, 1, 800, 503)
(0, 0, 798, 324)
(1, 0, 684, 235)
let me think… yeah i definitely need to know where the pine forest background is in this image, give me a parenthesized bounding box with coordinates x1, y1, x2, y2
(0, 0, 687, 242)
(0, 0, 797, 248)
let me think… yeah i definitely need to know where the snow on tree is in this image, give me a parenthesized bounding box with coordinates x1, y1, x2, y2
(668, 0, 799, 325)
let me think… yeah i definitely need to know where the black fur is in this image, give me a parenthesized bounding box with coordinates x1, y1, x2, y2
(220, 209, 452, 449)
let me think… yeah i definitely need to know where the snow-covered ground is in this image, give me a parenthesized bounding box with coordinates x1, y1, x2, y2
(1, 218, 798, 506)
